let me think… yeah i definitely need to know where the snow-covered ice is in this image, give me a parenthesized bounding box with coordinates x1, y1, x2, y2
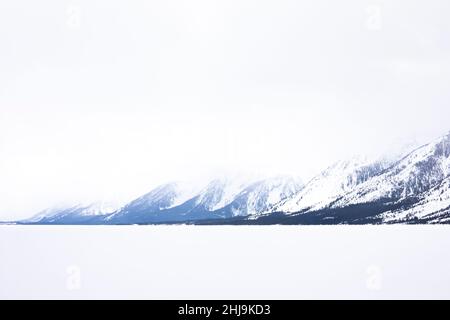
(1, 225, 450, 299)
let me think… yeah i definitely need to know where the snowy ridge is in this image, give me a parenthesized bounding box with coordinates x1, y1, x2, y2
(132, 182, 203, 210)
(333, 133, 450, 209)
(274, 156, 389, 213)
(119, 181, 202, 212)
(221, 176, 304, 217)
(193, 175, 262, 212)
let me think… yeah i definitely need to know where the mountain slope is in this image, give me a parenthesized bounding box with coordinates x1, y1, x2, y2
(191, 177, 259, 212)
(332, 133, 450, 210)
(379, 176, 450, 224)
(106, 181, 203, 223)
(215, 176, 304, 217)
(273, 156, 390, 214)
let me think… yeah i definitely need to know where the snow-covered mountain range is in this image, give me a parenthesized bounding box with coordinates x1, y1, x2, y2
(26, 175, 304, 224)
(23, 132, 450, 225)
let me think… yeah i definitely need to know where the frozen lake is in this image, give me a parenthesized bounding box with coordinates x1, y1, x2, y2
(1, 225, 450, 299)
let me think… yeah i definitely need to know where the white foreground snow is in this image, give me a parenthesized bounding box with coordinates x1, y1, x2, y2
(1, 225, 450, 299)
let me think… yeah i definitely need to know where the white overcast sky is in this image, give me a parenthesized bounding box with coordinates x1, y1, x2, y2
(1, 0, 450, 219)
